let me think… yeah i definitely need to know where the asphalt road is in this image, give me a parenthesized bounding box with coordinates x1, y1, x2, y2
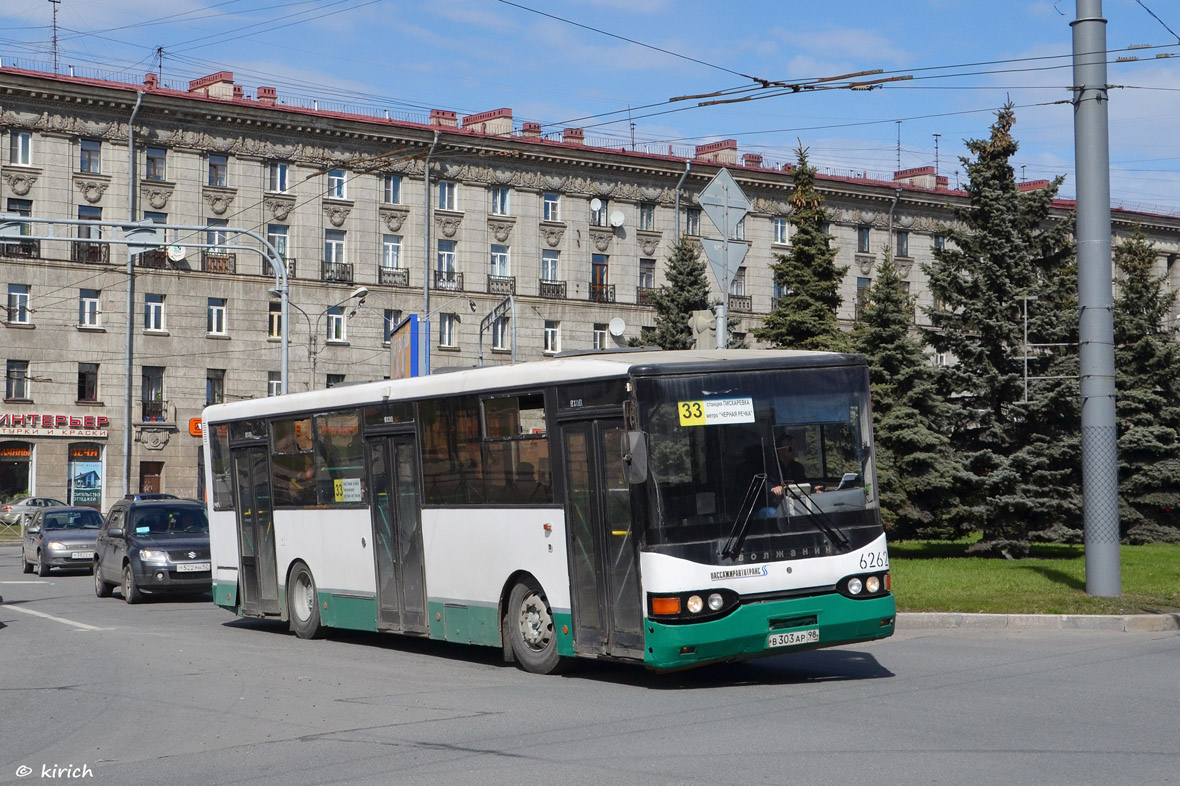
(1, 546, 1177, 786)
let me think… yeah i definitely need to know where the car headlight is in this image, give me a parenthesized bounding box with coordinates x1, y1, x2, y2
(47, 541, 68, 550)
(138, 549, 169, 564)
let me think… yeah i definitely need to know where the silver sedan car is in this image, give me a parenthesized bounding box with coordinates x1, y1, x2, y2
(2, 496, 66, 526)
(21, 507, 103, 576)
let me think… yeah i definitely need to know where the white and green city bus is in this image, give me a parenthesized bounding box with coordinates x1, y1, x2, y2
(202, 350, 894, 673)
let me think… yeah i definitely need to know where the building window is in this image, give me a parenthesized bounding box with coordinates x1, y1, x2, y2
(438, 181, 457, 211)
(324, 230, 346, 265)
(382, 235, 402, 269)
(639, 258, 656, 290)
(934, 234, 946, 251)
(326, 307, 346, 342)
(773, 217, 789, 245)
(543, 192, 561, 222)
(9, 131, 32, 166)
(593, 323, 608, 350)
(857, 226, 871, 254)
(208, 154, 228, 187)
(326, 374, 346, 388)
(77, 205, 102, 239)
(268, 302, 282, 339)
(590, 198, 608, 227)
(79, 289, 101, 327)
(490, 245, 511, 277)
(729, 217, 745, 241)
(730, 267, 746, 297)
(144, 293, 165, 331)
(207, 298, 227, 335)
(897, 230, 910, 258)
(383, 174, 401, 204)
(267, 371, 282, 397)
(685, 207, 701, 236)
(145, 147, 167, 181)
(77, 363, 98, 402)
(439, 313, 458, 347)
(206, 369, 225, 405)
(437, 240, 456, 274)
(591, 254, 609, 301)
(639, 203, 656, 231)
(491, 186, 511, 216)
(327, 169, 347, 199)
(541, 249, 559, 282)
(269, 161, 289, 193)
(267, 224, 289, 260)
(80, 140, 101, 174)
(543, 320, 561, 354)
(383, 309, 402, 343)
(491, 316, 509, 350)
(6, 360, 29, 400)
(856, 277, 872, 320)
(7, 284, 30, 325)
(141, 366, 165, 421)
(207, 218, 228, 251)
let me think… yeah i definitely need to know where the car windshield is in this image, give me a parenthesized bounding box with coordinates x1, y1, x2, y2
(130, 507, 209, 536)
(634, 365, 883, 558)
(43, 510, 102, 529)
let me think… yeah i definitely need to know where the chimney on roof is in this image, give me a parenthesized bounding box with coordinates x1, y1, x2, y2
(257, 86, 277, 105)
(232, 85, 243, 100)
(742, 153, 763, 168)
(695, 139, 738, 164)
(893, 166, 938, 189)
(430, 109, 458, 128)
(563, 128, 584, 145)
(143, 73, 159, 89)
(521, 122, 542, 138)
(188, 71, 235, 100)
(462, 108, 513, 136)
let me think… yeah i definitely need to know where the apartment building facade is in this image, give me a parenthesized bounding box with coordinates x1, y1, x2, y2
(2, 65, 1179, 509)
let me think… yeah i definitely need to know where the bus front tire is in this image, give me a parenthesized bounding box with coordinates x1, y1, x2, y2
(288, 561, 326, 640)
(506, 579, 565, 675)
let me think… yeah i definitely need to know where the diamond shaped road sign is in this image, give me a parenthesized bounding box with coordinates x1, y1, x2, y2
(697, 168, 750, 239)
(701, 237, 748, 291)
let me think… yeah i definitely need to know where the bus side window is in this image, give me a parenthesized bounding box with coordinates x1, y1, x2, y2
(272, 416, 315, 507)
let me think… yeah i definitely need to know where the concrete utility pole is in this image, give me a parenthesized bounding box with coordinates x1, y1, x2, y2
(1072, 0, 1120, 596)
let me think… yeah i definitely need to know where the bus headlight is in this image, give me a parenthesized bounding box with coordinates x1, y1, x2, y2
(708, 593, 724, 611)
(848, 577, 864, 595)
(839, 572, 889, 599)
(647, 588, 739, 623)
(866, 575, 881, 594)
(686, 595, 704, 614)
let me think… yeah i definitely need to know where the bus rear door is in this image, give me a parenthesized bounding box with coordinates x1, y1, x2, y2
(232, 445, 280, 615)
(365, 433, 427, 634)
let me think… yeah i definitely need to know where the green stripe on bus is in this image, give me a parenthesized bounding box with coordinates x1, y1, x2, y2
(643, 594, 896, 671)
(319, 592, 378, 632)
(213, 579, 237, 610)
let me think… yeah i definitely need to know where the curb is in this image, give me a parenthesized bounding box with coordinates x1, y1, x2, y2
(897, 612, 1180, 632)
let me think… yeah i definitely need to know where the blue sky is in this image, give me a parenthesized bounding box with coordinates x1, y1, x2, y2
(3, 0, 1179, 212)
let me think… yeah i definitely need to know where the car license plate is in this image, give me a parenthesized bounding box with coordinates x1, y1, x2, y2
(768, 628, 819, 648)
(176, 562, 211, 572)
(70, 551, 94, 560)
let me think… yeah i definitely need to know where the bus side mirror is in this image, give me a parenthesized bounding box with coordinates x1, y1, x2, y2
(622, 431, 648, 484)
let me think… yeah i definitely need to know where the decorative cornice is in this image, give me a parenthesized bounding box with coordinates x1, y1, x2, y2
(436, 211, 463, 238)
(541, 223, 565, 248)
(203, 188, 236, 215)
(637, 230, 662, 257)
(323, 203, 351, 227)
(489, 218, 515, 243)
(265, 195, 295, 222)
(381, 207, 410, 232)
(4, 169, 40, 196)
(590, 228, 614, 252)
(74, 175, 111, 204)
(141, 183, 174, 210)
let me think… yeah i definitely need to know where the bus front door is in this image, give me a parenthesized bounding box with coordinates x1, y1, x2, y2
(366, 434, 427, 634)
(233, 446, 280, 616)
(562, 419, 643, 658)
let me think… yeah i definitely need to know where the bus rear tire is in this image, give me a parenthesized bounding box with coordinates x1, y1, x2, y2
(288, 561, 326, 640)
(506, 579, 565, 675)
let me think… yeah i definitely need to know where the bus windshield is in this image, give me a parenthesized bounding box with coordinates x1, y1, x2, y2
(634, 364, 881, 559)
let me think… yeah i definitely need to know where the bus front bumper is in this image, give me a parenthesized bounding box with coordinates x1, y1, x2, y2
(643, 592, 895, 671)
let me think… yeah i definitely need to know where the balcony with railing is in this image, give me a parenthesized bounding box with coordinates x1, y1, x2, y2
(140, 399, 168, 422)
(729, 294, 753, 312)
(487, 274, 516, 295)
(322, 261, 354, 283)
(202, 251, 236, 274)
(539, 279, 566, 299)
(261, 257, 296, 279)
(71, 241, 110, 265)
(636, 286, 656, 306)
(137, 249, 169, 269)
(434, 270, 464, 291)
(1, 239, 40, 259)
(589, 283, 616, 303)
(379, 266, 409, 287)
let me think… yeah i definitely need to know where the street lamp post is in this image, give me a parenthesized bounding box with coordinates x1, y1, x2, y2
(273, 286, 368, 391)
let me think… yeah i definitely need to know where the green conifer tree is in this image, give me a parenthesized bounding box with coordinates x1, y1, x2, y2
(753, 143, 850, 352)
(633, 235, 711, 349)
(1113, 229, 1180, 543)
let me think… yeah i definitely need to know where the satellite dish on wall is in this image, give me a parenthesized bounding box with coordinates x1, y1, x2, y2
(589, 198, 603, 212)
(609, 210, 625, 228)
(167, 244, 187, 262)
(608, 317, 626, 337)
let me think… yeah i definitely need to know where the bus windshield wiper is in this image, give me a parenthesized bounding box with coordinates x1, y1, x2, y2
(782, 483, 852, 552)
(722, 473, 766, 560)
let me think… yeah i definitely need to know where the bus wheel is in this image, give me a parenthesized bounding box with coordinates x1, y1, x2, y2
(507, 579, 564, 674)
(288, 561, 326, 640)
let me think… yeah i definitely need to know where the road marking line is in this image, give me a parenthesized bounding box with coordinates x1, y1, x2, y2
(4, 605, 105, 630)
(0, 580, 51, 584)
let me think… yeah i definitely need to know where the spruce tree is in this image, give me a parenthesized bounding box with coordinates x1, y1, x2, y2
(633, 235, 711, 349)
(753, 143, 850, 352)
(853, 254, 965, 538)
(1113, 229, 1180, 543)
(923, 104, 1077, 555)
